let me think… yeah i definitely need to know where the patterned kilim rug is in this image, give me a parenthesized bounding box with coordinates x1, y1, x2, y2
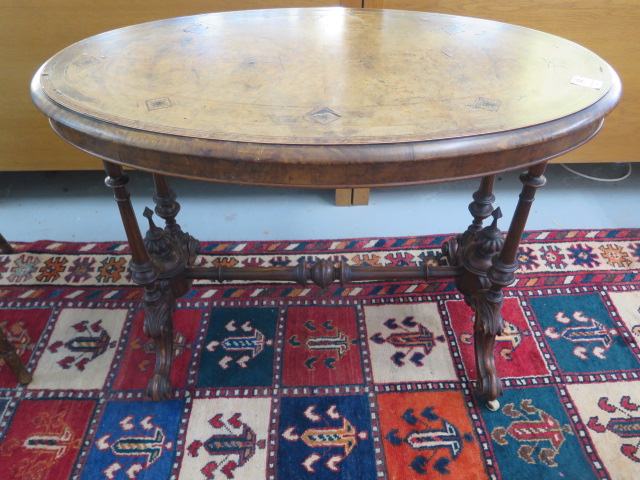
(0, 229, 639, 480)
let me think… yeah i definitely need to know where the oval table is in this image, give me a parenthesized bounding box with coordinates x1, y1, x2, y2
(31, 8, 621, 407)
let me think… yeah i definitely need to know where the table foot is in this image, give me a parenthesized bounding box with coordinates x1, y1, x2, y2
(486, 399, 501, 412)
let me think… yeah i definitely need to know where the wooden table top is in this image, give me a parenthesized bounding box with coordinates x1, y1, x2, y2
(31, 8, 621, 187)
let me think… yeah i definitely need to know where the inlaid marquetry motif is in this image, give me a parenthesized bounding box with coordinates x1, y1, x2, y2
(145, 97, 173, 112)
(470, 97, 503, 112)
(305, 107, 341, 126)
(71, 56, 100, 70)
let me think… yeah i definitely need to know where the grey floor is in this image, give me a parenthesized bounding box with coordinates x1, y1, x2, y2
(0, 162, 638, 244)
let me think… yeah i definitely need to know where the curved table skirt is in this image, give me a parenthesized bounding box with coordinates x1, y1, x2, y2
(46, 114, 604, 188)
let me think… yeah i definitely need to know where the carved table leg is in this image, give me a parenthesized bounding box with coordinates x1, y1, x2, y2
(0, 233, 13, 254)
(475, 163, 548, 410)
(145, 174, 200, 398)
(0, 325, 32, 384)
(141, 278, 175, 400)
(103, 162, 175, 400)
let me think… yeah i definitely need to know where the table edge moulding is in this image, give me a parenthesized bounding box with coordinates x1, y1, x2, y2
(30, 8, 621, 409)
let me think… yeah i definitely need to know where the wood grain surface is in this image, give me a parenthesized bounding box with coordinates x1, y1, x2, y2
(39, 9, 612, 145)
(31, 8, 620, 187)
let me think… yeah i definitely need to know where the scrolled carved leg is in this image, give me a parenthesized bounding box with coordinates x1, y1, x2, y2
(474, 257, 519, 407)
(0, 326, 32, 385)
(473, 162, 548, 408)
(142, 280, 175, 401)
(136, 173, 201, 399)
(474, 288, 505, 405)
(441, 174, 505, 407)
(453, 209, 508, 406)
(446, 165, 546, 409)
(104, 161, 177, 400)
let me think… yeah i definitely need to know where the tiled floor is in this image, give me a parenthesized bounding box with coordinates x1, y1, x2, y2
(1, 162, 638, 243)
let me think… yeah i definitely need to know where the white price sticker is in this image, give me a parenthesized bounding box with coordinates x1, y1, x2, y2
(571, 75, 603, 90)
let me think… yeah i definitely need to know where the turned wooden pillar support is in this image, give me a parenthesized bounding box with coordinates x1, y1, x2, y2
(103, 163, 155, 277)
(443, 175, 496, 267)
(467, 175, 497, 238)
(153, 174, 183, 239)
(152, 174, 201, 295)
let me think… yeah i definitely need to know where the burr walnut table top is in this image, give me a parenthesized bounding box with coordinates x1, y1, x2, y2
(31, 8, 620, 187)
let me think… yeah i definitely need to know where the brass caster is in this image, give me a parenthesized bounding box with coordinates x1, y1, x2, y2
(487, 399, 500, 411)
